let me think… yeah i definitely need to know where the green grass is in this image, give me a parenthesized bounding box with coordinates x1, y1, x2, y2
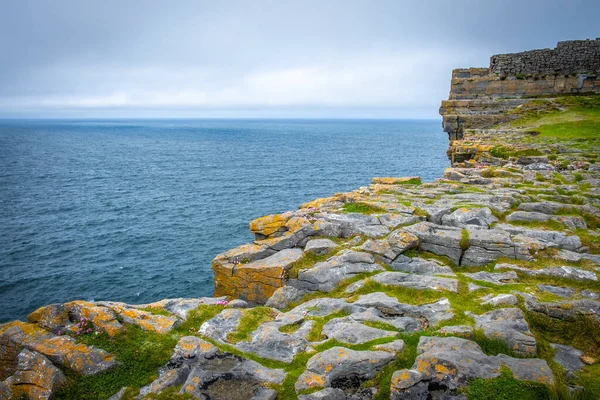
(54, 325, 179, 399)
(509, 95, 600, 140)
(460, 229, 471, 251)
(342, 202, 387, 214)
(226, 306, 279, 343)
(464, 366, 552, 400)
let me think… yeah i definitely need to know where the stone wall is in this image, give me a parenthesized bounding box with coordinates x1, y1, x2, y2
(490, 39, 600, 76)
(439, 39, 600, 141)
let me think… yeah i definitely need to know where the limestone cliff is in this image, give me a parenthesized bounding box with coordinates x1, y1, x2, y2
(440, 39, 600, 165)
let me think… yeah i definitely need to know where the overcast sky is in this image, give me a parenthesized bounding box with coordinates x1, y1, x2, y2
(0, 0, 598, 119)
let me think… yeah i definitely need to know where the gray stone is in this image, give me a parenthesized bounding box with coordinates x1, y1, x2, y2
(198, 309, 242, 343)
(299, 388, 348, 400)
(321, 317, 396, 344)
(236, 319, 314, 363)
(347, 308, 419, 332)
(321, 213, 389, 238)
(473, 308, 537, 356)
(404, 222, 462, 265)
(228, 299, 249, 308)
(107, 387, 128, 400)
(523, 295, 600, 321)
(265, 285, 308, 310)
(495, 224, 584, 252)
(537, 285, 575, 298)
(523, 162, 555, 171)
(379, 214, 422, 229)
(344, 279, 367, 294)
(581, 290, 600, 299)
(439, 325, 473, 337)
(374, 339, 406, 353)
(352, 292, 453, 326)
(481, 294, 518, 306)
(294, 251, 384, 293)
(295, 347, 395, 392)
(467, 283, 485, 292)
(551, 343, 585, 377)
(506, 211, 551, 223)
(441, 207, 498, 228)
(495, 264, 597, 281)
(139, 297, 229, 320)
(462, 228, 531, 266)
(305, 239, 338, 256)
(391, 256, 455, 276)
(464, 271, 518, 285)
(372, 271, 459, 293)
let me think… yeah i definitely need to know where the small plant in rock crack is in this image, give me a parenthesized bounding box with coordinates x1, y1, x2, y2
(75, 317, 94, 336)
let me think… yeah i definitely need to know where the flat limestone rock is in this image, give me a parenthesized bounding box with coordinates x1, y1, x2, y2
(404, 222, 462, 265)
(304, 238, 338, 256)
(537, 285, 575, 298)
(523, 295, 600, 321)
(138, 297, 229, 319)
(374, 339, 406, 353)
(294, 251, 384, 293)
(390, 256, 455, 276)
(295, 347, 395, 392)
(320, 213, 390, 238)
(481, 294, 518, 306)
(463, 271, 518, 285)
(495, 224, 584, 252)
(236, 319, 315, 363)
(473, 308, 537, 356)
(390, 336, 553, 399)
(495, 264, 597, 281)
(372, 271, 459, 293)
(198, 309, 242, 343)
(321, 317, 396, 344)
(351, 292, 454, 326)
(0, 321, 115, 376)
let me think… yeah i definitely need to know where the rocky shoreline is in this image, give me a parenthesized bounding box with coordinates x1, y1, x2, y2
(1, 40, 600, 399)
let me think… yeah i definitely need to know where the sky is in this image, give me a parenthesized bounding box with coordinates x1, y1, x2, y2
(0, 0, 598, 119)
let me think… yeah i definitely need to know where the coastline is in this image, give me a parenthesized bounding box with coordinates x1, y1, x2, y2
(1, 40, 600, 399)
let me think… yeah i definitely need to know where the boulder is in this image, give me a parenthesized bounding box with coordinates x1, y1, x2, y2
(295, 347, 395, 392)
(198, 309, 242, 343)
(304, 238, 338, 256)
(28, 301, 122, 336)
(265, 285, 308, 310)
(214, 248, 304, 304)
(441, 207, 498, 228)
(4, 349, 66, 400)
(551, 344, 585, 378)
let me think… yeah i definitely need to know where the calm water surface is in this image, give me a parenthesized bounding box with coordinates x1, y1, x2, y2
(0, 119, 448, 322)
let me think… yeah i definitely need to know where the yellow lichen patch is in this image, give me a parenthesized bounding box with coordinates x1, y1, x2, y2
(434, 363, 456, 377)
(249, 213, 291, 236)
(416, 359, 432, 376)
(301, 371, 325, 388)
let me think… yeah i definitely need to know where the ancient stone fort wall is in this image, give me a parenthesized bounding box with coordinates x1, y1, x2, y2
(490, 39, 600, 76)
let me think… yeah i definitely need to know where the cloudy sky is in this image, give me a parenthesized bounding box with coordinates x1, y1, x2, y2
(1, 0, 598, 119)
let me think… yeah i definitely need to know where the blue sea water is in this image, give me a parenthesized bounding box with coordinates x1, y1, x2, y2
(0, 119, 448, 322)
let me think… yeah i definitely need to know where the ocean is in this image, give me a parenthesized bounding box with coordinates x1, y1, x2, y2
(0, 119, 448, 322)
